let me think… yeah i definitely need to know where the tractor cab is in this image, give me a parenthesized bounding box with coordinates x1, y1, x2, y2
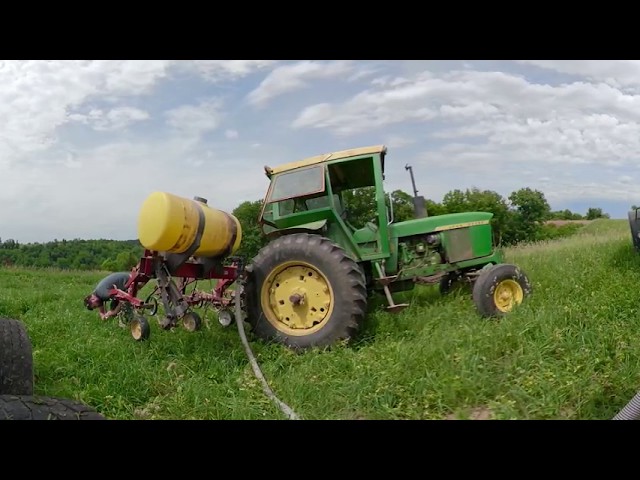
(260, 145, 392, 262)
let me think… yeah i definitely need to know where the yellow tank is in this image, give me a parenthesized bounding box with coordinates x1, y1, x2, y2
(137, 191, 242, 257)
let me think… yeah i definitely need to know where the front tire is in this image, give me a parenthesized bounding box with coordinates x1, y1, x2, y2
(472, 264, 532, 317)
(245, 233, 367, 350)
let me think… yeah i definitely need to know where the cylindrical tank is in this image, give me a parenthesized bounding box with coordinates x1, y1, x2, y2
(137, 191, 242, 257)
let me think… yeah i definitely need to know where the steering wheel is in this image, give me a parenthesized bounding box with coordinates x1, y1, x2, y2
(340, 208, 360, 232)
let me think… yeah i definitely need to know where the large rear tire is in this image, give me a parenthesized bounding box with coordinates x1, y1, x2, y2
(0, 318, 34, 395)
(245, 233, 367, 350)
(0, 395, 106, 420)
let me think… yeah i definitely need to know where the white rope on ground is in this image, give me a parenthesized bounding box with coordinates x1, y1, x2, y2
(234, 284, 301, 420)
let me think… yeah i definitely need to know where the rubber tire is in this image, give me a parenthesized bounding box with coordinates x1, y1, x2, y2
(130, 316, 151, 341)
(439, 272, 465, 295)
(0, 318, 34, 395)
(472, 264, 532, 317)
(629, 210, 640, 252)
(182, 311, 202, 332)
(0, 395, 106, 420)
(245, 233, 367, 350)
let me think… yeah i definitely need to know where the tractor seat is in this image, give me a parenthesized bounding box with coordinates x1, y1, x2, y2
(352, 222, 379, 244)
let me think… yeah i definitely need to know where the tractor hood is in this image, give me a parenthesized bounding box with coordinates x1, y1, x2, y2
(389, 211, 493, 238)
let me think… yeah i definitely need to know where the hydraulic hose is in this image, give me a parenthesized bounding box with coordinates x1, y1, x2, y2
(613, 391, 640, 420)
(234, 283, 300, 420)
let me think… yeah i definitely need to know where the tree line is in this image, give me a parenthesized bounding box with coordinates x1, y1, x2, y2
(231, 186, 610, 261)
(0, 186, 610, 271)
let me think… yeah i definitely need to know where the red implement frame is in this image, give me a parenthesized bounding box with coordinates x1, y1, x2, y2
(106, 249, 240, 313)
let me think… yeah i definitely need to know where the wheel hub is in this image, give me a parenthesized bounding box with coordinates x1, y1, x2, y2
(493, 279, 524, 312)
(262, 263, 332, 332)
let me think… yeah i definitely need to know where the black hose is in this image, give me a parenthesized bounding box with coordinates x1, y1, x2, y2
(234, 283, 300, 420)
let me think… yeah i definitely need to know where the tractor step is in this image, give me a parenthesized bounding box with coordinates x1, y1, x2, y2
(386, 303, 409, 313)
(376, 275, 398, 286)
(374, 262, 409, 314)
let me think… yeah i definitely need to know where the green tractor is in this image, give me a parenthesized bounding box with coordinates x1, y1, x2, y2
(244, 145, 532, 349)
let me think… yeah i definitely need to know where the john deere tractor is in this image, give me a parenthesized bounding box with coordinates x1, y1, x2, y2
(244, 145, 532, 349)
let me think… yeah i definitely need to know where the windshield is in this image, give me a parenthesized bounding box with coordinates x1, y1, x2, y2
(266, 165, 325, 203)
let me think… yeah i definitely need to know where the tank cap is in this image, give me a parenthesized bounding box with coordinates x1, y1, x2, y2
(194, 196, 208, 204)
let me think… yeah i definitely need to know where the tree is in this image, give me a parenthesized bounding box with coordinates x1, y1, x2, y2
(507, 188, 551, 243)
(342, 187, 377, 228)
(441, 187, 511, 245)
(389, 190, 416, 223)
(586, 207, 610, 220)
(342, 187, 421, 228)
(232, 200, 268, 261)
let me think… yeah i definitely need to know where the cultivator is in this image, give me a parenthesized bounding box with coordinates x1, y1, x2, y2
(99, 191, 245, 341)
(105, 249, 243, 341)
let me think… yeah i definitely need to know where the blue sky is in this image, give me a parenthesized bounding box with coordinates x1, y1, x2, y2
(1, 59, 639, 243)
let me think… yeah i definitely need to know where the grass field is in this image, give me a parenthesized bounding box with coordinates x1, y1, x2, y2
(1, 219, 639, 420)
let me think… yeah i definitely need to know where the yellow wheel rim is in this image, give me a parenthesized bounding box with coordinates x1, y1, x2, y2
(493, 279, 524, 313)
(260, 260, 334, 336)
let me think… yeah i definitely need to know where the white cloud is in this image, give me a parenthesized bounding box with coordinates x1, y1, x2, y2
(517, 60, 640, 88)
(67, 106, 150, 131)
(384, 135, 415, 148)
(246, 60, 354, 107)
(6, 59, 640, 242)
(291, 68, 640, 169)
(225, 129, 239, 139)
(165, 99, 223, 136)
(185, 60, 277, 82)
(0, 137, 272, 242)
(0, 60, 171, 163)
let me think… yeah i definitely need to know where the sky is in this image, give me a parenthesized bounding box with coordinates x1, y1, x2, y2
(1, 59, 639, 243)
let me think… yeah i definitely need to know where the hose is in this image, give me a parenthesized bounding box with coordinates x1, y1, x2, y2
(613, 391, 640, 420)
(234, 283, 300, 420)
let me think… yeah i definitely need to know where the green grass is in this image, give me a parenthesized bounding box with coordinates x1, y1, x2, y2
(1, 219, 638, 419)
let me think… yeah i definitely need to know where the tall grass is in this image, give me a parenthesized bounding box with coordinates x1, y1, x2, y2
(0, 219, 637, 419)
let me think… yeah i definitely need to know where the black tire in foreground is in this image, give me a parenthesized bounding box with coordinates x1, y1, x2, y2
(472, 263, 532, 317)
(0, 395, 107, 420)
(245, 233, 368, 350)
(629, 210, 640, 252)
(0, 318, 34, 395)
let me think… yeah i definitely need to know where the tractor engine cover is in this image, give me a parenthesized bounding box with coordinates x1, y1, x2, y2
(137, 191, 242, 257)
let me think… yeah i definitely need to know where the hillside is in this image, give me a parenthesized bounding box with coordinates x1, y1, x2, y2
(0, 219, 638, 419)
